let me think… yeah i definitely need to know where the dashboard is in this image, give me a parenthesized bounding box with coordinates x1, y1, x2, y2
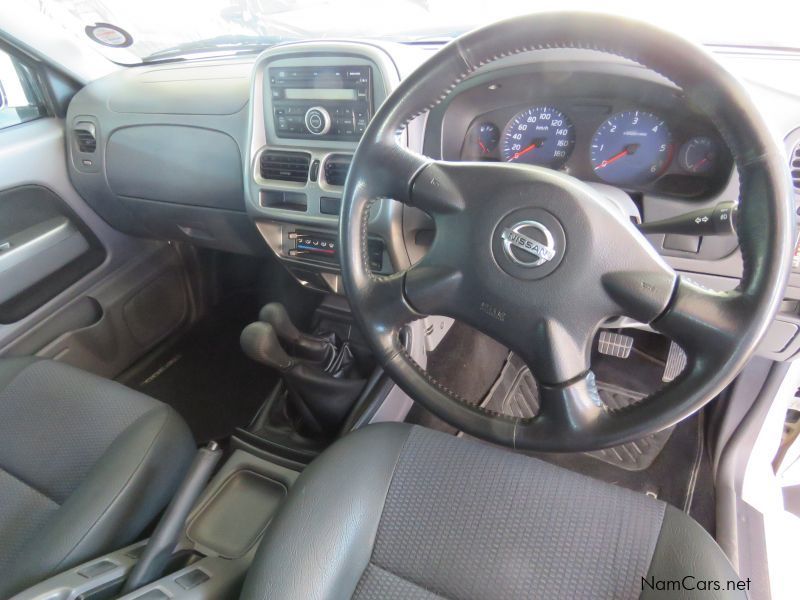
(63, 39, 800, 358)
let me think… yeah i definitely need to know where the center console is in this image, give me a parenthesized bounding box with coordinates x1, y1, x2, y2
(239, 42, 446, 465)
(244, 42, 410, 294)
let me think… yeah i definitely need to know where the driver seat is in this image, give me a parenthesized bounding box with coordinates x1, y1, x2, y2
(241, 422, 746, 599)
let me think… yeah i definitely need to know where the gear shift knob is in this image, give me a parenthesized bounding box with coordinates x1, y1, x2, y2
(259, 303, 333, 363)
(240, 322, 294, 371)
(258, 303, 302, 339)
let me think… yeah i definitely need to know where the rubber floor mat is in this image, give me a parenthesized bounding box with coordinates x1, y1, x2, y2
(479, 352, 674, 470)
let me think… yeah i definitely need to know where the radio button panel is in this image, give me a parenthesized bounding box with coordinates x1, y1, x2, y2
(269, 65, 372, 142)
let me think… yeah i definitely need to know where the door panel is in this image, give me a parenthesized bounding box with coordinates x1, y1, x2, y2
(0, 185, 103, 321)
(0, 117, 192, 377)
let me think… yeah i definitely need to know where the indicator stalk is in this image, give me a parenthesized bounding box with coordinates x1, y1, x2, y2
(637, 201, 737, 236)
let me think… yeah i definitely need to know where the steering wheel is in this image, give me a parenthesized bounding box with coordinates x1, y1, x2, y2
(339, 12, 794, 451)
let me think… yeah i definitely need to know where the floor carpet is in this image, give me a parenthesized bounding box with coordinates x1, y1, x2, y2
(119, 293, 278, 444)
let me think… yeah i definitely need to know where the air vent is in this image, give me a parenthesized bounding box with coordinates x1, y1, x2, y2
(324, 154, 352, 187)
(74, 123, 96, 153)
(260, 151, 310, 183)
(791, 141, 800, 193)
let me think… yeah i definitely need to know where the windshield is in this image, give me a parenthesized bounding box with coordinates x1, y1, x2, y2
(20, 0, 800, 64)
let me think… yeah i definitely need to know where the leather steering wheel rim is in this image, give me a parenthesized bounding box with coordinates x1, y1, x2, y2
(339, 12, 794, 451)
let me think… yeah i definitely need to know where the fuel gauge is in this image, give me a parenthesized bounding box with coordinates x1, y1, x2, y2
(477, 122, 500, 155)
(679, 136, 717, 174)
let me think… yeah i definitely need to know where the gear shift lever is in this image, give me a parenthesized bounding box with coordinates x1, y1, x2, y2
(240, 321, 294, 371)
(241, 322, 365, 435)
(259, 303, 333, 363)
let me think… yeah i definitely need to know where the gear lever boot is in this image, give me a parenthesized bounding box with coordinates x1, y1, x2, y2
(241, 322, 365, 435)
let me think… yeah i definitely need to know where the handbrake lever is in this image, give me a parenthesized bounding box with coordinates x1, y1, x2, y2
(121, 441, 222, 594)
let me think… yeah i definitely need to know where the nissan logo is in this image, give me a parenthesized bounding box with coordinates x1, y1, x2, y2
(501, 220, 557, 267)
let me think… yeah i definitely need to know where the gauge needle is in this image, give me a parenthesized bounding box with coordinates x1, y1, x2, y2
(479, 141, 489, 154)
(509, 138, 546, 161)
(595, 143, 640, 170)
(694, 157, 710, 169)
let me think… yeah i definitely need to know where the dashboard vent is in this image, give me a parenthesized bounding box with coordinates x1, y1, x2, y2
(792, 141, 800, 193)
(74, 123, 96, 153)
(260, 151, 310, 183)
(324, 154, 352, 187)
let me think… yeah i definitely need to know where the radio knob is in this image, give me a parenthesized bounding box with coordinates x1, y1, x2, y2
(304, 106, 331, 135)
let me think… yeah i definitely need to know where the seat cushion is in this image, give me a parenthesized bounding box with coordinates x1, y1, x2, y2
(0, 357, 195, 597)
(241, 422, 746, 600)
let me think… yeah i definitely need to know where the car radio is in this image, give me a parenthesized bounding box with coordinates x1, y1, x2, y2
(269, 66, 372, 141)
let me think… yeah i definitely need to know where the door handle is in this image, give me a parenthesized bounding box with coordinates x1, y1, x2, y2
(0, 216, 89, 304)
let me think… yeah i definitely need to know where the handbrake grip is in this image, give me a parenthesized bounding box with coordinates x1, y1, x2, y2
(121, 441, 222, 594)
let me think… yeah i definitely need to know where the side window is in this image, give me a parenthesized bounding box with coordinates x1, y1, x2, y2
(0, 48, 47, 130)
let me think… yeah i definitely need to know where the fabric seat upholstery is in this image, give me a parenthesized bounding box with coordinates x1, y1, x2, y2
(241, 422, 746, 600)
(0, 357, 195, 597)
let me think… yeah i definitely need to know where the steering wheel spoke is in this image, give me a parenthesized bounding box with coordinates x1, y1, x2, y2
(514, 320, 608, 445)
(651, 277, 743, 363)
(363, 141, 474, 216)
(404, 263, 464, 317)
(526, 373, 608, 443)
(361, 142, 431, 205)
(407, 160, 470, 215)
(368, 273, 422, 335)
(509, 317, 594, 387)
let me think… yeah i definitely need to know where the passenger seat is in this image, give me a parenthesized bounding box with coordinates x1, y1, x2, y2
(0, 357, 195, 597)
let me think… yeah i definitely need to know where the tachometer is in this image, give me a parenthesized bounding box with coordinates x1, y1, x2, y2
(501, 106, 575, 169)
(590, 111, 672, 185)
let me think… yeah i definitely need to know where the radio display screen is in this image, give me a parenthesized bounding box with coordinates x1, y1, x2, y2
(283, 88, 358, 101)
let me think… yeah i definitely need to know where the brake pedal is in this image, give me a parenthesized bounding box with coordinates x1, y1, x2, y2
(597, 331, 634, 359)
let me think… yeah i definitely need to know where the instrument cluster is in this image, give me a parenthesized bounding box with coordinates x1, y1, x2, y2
(460, 102, 732, 198)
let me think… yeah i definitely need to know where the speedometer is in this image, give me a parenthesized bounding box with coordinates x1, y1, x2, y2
(590, 111, 672, 185)
(501, 106, 575, 169)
